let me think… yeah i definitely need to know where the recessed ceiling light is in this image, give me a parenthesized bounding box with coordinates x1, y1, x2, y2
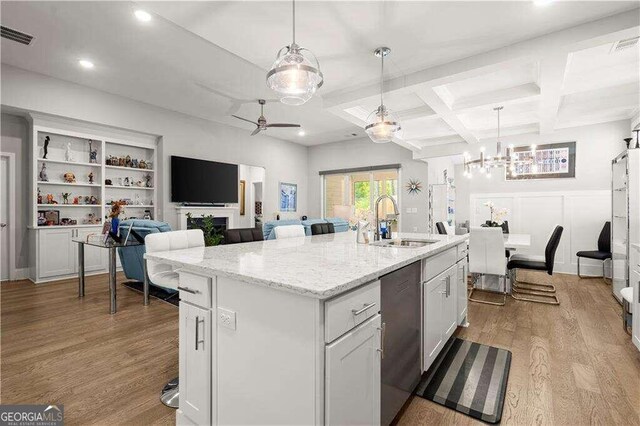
(78, 59, 94, 69)
(134, 10, 152, 22)
(298, 130, 306, 136)
(534, 0, 553, 6)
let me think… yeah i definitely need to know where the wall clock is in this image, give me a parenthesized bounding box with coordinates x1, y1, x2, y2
(406, 179, 422, 195)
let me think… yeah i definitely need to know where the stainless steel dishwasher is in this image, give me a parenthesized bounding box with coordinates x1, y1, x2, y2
(380, 261, 422, 425)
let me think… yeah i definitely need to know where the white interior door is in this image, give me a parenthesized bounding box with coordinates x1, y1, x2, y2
(1, 156, 9, 281)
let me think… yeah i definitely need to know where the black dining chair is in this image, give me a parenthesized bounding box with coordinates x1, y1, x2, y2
(507, 224, 563, 305)
(576, 221, 611, 282)
(435, 222, 448, 235)
(311, 222, 335, 235)
(223, 227, 264, 244)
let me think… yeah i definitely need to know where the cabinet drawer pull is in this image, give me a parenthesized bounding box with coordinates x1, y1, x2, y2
(377, 322, 386, 359)
(195, 316, 205, 350)
(178, 286, 200, 294)
(352, 302, 376, 316)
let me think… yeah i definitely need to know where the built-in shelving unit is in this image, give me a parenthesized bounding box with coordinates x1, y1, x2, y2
(32, 125, 157, 228)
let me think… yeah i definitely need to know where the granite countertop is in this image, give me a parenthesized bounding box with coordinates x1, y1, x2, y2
(145, 231, 468, 299)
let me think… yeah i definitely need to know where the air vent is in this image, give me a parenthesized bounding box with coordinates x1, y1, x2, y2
(1, 26, 34, 45)
(611, 36, 639, 53)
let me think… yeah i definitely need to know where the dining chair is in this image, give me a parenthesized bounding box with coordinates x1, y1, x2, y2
(576, 221, 611, 283)
(224, 227, 264, 244)
(311, 222, 335, 235)
(468, 227, 508, 306)
(144, 229, 205, 408)
(274, 224, 305, 239)
(507, 225, 563, 305)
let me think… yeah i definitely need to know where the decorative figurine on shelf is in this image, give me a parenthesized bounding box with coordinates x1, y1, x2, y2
(123, 177, 130, 187)
(65, 142, 74, 162)
(37, 189, 43, 204)
(109, 201, 124, 234)
(143, 210, 152, 220)
(88, 140, 98, 164)
(39, 163, 49, 182)
(73, 196, 79, 205)
(138, 159, 147, 169)
(63, 172, 76, 183)
(43, 136, 50, 159)
(144, 174, 152, 188)
(105, 179, 112, 186)
(46, 194, 56, 204)
(125, 155, 132, 168)
(88, 195, 98, 205)
(88, 172, 94, 184)
(132, 159, 138, 168)
(117, 177, 123, 186)
(61, 192, 71, 204)
(134, 194, 141, 205)
(118, 157, 125, 167)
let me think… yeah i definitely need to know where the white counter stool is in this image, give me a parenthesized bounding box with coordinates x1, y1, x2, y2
(274, 224, 305, 239)
(621, 286, 633, 335)
(144, 229, 205, 409)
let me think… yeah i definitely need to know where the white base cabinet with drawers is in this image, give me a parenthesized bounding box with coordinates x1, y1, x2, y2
(30, 227, 109, 282)
(174, 242, 467, 425)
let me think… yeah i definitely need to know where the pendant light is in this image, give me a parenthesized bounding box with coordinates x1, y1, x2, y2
(266, 0, 323, 106)
(463, 106, 535, 178)
(365, 47, 402, 144)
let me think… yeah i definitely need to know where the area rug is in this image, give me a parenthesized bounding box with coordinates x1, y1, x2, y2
(415, 337, 511, 424)
(122, 281, 179, 307)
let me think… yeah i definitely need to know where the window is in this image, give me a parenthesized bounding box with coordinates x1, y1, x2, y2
(322, 167, 399, 221)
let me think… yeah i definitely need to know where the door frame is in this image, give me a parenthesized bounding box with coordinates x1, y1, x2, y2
(0, 152, 16, 281)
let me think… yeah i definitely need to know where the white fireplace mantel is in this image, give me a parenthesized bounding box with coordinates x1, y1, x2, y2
(175, 205, 239, 230)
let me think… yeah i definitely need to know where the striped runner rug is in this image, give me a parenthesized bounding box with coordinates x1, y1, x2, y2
(415, 338, 511, 424)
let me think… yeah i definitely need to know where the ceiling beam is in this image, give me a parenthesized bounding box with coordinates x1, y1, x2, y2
(537, 52, 569, 135)
(415, 88, 479, 144)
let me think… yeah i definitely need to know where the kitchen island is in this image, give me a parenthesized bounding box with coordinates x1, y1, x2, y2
(146, 231, 469, 425)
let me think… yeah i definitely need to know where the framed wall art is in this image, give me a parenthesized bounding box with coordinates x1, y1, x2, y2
(507, 141, 576, 180)
(279, 182, 297, 212)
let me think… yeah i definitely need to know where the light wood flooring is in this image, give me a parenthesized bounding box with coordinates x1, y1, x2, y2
(2, 271, 639, 425)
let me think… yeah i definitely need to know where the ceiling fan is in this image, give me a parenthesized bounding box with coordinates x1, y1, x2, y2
(232, 99, 301, 136)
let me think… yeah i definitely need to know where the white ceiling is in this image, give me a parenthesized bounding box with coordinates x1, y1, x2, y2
(1, 1, 639, 154)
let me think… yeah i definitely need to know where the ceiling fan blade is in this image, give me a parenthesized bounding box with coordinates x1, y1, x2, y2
(232, 115, 259, 126)
(266, 123, 301, 128)
(251, 127, 263, 136)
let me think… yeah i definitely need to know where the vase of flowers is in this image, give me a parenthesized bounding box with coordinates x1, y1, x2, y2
(482, 201, 508, 228)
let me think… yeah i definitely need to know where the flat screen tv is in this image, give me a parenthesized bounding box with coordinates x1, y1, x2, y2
(171, 156, 238, 204)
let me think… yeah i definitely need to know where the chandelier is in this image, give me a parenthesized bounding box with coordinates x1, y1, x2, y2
(365, 47, 402, 143)
(463, 106, 536, 178)
(266, 0, 323, 106)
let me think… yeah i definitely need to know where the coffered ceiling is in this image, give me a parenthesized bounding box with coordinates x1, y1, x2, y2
(1, 1, 638, 157)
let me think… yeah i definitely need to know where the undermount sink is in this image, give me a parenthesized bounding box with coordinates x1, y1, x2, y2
(372, 238, 438, 248)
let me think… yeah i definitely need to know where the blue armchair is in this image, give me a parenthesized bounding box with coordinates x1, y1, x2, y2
(117, 219, 173, 289)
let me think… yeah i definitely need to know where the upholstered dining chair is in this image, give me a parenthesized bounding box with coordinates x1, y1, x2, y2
(224, 227, 264, 244)
(274, 224, 305, 239)
(311, 222, 335, 235)
(507, 225, 563, 305)
(144, 229, 205, 409)
(468, 227, 508, 306)
(576, 221, 611, 283)
(436, 222, 447, 235)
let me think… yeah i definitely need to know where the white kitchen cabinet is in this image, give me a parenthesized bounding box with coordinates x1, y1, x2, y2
(325, 314, 381, 426)
(38, 228, 76, 278)
(423, 265, 457, 371)
(179, 301, 212, 426)
(457, 260, 468, 326)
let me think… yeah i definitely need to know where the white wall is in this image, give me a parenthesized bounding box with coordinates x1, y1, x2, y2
(454, 120, 629, 223)
(1, 64, 309, 230)
(0, 114, 29, 273)
(307, 137, 429, 233)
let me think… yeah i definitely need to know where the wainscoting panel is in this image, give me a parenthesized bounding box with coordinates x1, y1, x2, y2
(470, 190, 610, 275)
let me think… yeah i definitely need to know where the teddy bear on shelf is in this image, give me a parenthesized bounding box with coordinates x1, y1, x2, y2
(63, 172, 76, 183)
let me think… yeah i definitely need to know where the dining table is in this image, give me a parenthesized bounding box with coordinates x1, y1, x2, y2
(504, 233, 531, 251)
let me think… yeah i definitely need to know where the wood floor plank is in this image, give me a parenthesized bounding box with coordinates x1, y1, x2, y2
(3, 270, 640, 425)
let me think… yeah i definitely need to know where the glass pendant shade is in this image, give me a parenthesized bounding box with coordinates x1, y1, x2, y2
(266, 44, 323, 106)
(365, 105, 402, 143)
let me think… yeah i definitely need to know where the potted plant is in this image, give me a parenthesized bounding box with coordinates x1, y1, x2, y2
(482, 201, 508, 229)
(186, 213, 224, 246)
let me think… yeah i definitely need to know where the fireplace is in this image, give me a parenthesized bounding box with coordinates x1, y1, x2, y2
(175, 206, 239, 231)
(187, 216, 228, 235)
